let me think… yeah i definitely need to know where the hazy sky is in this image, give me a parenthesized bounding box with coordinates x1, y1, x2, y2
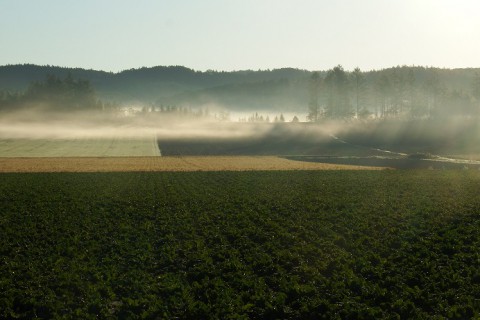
(1, 0, 479, 72)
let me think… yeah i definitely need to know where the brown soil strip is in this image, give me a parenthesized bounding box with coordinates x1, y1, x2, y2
(0, 156, 386, 173)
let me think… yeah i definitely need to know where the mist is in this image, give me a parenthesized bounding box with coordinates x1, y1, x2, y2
(1, 106, 480, 156)
(1, 65, 480, 167)
(0, 113, 251, 143)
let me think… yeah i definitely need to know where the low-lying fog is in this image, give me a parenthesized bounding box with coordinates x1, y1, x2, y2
(0, 109, 274, 140)
(1, 109, 480, 163)
(0, 107, 320, 142)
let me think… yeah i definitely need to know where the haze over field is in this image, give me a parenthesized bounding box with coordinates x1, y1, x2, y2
(1, 0, 479, 163)
(3, 2, 480, 319)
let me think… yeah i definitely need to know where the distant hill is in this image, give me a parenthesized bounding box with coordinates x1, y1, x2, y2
(0, 64, 312, 112)
(0, 64, 479, 114)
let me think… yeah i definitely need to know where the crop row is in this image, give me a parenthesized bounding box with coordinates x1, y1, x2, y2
(0, 171, 479, 319)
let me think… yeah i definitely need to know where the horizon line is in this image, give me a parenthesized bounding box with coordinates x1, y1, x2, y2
(2, 63, 480, 75)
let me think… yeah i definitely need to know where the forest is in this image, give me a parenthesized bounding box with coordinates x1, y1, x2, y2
(2, 66, 480, 318)
(0, 74, 103, 112)
(307, 65, 480, 121)
(0, 64, 479, 120)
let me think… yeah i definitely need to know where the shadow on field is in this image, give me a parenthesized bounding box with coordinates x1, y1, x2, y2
(157, 123, 386, 157)
(284, 156, 480, 170)
(157, 120, 480, 169)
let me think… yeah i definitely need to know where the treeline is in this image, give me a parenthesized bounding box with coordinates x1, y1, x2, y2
(0, 74, 106, 112)
(308, 65, 480, 121)
(133, 104, 213, 120)
(1, 64, 480, 117)
(0, 64, 309, 105)
(238, 113, 300, 123)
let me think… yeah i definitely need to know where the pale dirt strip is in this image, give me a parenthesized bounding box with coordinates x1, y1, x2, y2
(0, 156, 386, 173)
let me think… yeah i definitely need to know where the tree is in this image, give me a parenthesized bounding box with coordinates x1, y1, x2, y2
(0, 91, 21, 111)
(391, 68, 406, 116)
(405, 69, 417, 118)
(473, 72, 480, 99)
(18, 74, 99, 111)
(324, 65, 351, 118)
(291, 115, 299, 122)
(307, 72, 321, 122)
(424, 69, 444, 118)
(374, 74, 392, 118)
(351, 67, 366, 119)
(472, 72, 480, 116)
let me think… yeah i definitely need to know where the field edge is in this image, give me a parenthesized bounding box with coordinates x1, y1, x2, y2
(0, 156, 386, 172)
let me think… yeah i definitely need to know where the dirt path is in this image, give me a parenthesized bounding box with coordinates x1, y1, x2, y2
(0, 156, 386, 173)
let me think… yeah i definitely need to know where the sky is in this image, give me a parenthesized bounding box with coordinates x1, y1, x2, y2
(1, 0, 479, 72)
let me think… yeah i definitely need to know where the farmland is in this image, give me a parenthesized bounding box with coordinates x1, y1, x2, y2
(0, 156, 381, 173)
(1, 170, 480, 319)
(1, 121, 480, 319)
(3, 2, 480, 318)
(2, 121, 480, 169)
(156, 122, 480, 170)
(0, 137, 160, 157)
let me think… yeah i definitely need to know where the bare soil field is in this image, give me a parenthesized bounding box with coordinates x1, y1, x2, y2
(0, 156, 385, 172)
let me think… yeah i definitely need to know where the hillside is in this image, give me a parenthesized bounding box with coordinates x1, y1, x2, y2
(0, 64, 479, 115)
(0, 65, 310, 111)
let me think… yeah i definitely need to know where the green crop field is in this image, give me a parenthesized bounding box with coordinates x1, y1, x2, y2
(1, 170, 479, 319)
